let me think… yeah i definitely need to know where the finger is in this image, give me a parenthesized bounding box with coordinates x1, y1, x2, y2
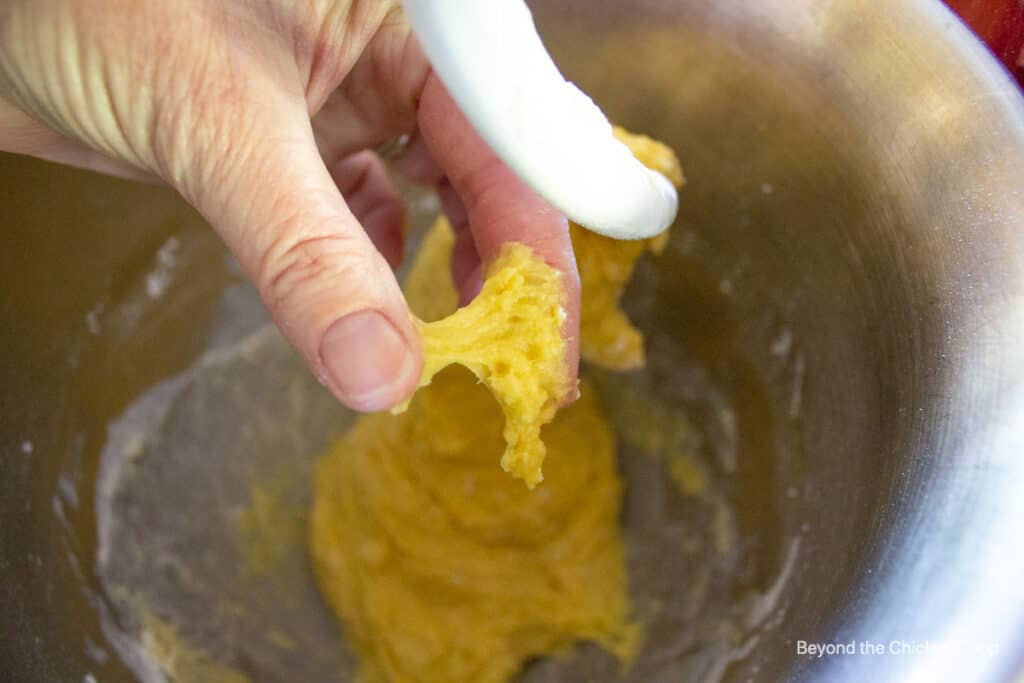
(416, 74, 581, 395)
(311, 18, 430, 164)
(437, 177, 468, 231)
(437, 179, 481, 305)
(390, 129, 444, 186)
(180, 96, 421, 413)
(329, 150, 406, 270)
(451, 235, 483, 307)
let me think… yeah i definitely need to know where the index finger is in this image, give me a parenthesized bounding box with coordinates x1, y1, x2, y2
(416, 73, 581, 395)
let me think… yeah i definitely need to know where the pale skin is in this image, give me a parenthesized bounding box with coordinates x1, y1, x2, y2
(0, 0, 581, 411)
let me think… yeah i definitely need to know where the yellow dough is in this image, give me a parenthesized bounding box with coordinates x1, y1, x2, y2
(396, 239, 571, 489)
(392, 127, 682, 485)
(310, 370, 633, 683)
(310, 130, 682, 683)
(310, 219, 634, 683)
(572, 127, 684, 370)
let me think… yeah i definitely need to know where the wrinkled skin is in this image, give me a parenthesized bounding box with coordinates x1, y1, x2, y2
(0, 0, 580, 411)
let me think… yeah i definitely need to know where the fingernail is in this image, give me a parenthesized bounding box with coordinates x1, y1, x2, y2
(320, 310, 415, 412)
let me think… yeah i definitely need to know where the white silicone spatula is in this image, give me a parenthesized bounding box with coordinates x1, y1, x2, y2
(401, 0, 678, 240)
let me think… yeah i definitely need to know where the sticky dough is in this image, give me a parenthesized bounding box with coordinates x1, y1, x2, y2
(310, 220, 634, 683)
(396, 241, 570, 489)
(310, 127, 682, 683)
(573, 127, 684, 370)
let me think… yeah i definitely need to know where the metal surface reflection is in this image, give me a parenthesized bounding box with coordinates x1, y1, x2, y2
(2, 0, 1024, 681)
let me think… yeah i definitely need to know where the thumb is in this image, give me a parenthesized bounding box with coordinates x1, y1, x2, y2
(177, 98, 421, 413)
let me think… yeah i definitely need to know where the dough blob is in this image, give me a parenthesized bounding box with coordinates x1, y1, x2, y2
(393, 127, 684, 486)
(573, 127, 684, 370)
(310, 127, 682, 683)
(397, 241, 570, 489)
(310, 220, 634, 683)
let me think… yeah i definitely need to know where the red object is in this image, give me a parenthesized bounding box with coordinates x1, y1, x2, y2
(945, 0, 1024, 86)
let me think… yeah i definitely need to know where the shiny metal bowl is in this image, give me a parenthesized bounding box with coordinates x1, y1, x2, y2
(3, 0, 1024, 681)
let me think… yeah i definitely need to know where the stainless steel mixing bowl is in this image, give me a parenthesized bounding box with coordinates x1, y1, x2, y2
(3, 0, 1024, 681)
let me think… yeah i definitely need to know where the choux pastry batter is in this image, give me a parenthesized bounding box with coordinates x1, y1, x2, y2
(310, 127, 682, 683)
(573, 128, 684, 370)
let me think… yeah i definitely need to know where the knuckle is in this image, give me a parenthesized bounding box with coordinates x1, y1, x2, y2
(332, 152, 376, 197)
(258, 229, 372, 312)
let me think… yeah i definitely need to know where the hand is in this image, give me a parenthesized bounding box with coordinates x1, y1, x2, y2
(0, 0, 581, 411)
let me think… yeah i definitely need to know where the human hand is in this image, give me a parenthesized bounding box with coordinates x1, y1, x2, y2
(0, 0, 580, 411)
